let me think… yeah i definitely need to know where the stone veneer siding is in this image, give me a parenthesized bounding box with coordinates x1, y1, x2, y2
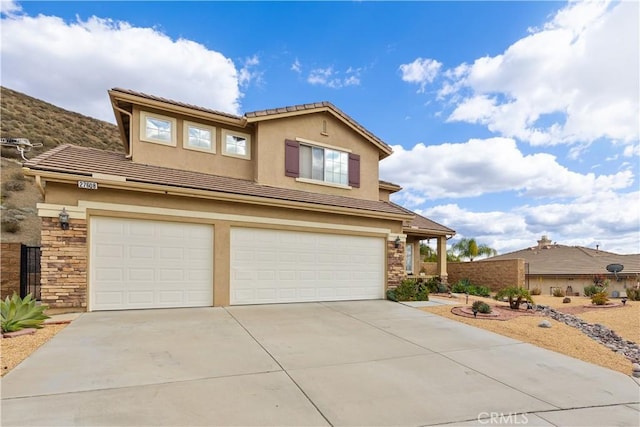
(387, 241, 405, 288)
(40, 217, 87, 310)
(447, 259, 525, 292)
(1, 242, 21, 298)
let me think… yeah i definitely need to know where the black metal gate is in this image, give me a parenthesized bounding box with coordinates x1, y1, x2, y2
(20, 245, 41, 300)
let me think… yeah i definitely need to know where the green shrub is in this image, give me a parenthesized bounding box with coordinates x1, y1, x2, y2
(425, 277, 441, 293)
(389, 279, 429, 302)
(1, 293, 50, 333)
(552, 288, 565, 297)
(530, 287, 541, 295)
(584, 284, 605, 297)
(451, 279, 470, 293)
(591, 291, 609, 306)
(626, 288, 640, 301)
(495, 286, 533, 310)
(451, 279, 490, 297)
(471, 300, 492, 314)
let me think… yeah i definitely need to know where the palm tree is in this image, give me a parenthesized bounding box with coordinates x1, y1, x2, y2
(451, 238, 497, 261)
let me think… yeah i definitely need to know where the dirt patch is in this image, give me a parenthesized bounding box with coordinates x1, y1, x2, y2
(1, 323, 68, 376)
(423, 294, 637, 375)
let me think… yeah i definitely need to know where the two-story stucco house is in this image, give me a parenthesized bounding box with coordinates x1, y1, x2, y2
(23, 88, 454, 311)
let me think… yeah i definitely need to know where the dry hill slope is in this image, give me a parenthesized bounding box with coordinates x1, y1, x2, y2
(1, 86, 122, 244)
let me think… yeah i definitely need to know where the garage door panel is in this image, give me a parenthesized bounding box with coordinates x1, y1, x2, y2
(230, 228, 384, 305)
(91, 217, 213, 311)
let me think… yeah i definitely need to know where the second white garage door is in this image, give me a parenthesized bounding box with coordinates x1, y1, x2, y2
(230, 228, 384, 305)
(90, 217, 213, 311)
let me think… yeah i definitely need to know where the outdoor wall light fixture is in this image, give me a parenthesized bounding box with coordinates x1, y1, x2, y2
(59, 207, 70, 230)
(394, 236, 401, 249)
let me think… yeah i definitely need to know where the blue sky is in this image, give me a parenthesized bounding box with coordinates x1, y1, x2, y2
(2, 0, 638, 254)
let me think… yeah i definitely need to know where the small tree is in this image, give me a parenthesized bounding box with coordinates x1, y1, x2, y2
(495, 286, 533, 310)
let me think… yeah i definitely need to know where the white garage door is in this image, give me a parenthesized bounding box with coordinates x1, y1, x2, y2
(230, 228, 384, 305)
(90, 217, 213, 311)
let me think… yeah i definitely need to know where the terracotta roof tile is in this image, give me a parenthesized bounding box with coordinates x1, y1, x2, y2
(25, 145, 411, 217)
(402, 209, 455, 235)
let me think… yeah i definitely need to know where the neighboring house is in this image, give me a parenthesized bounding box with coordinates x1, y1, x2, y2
(23, 88, 455, 311)
(486, 236, 640, 297)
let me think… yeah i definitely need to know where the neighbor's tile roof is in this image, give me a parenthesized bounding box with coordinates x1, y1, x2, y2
(25, 145, 411, 217)
(486, 244, 640, 275)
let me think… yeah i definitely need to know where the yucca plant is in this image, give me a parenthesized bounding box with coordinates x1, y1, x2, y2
(1, 293, 50, 333)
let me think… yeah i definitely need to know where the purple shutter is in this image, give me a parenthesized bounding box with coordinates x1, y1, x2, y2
(284, 139, 300, 177)
(348, 153, 360, 188)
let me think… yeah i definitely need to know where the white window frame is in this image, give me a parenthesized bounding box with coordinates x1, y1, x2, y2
(140, 111, 177, 146)
(221, 129, 251, 160)
(183, 121, 216, 153)
(296, 139, 350, 187)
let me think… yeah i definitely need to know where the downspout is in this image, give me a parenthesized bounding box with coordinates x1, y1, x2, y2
(111, 103, 133, 159)
(34, 174, 45, 198)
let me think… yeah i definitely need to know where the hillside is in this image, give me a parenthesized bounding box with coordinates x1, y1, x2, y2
(1, 86, 123, 244)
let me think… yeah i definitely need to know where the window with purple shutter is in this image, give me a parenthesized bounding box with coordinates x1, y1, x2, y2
(348, 153, 360, 188)
(284, 139, 299, 177)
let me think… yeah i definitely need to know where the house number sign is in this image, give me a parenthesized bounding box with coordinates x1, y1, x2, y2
(78, 181, 99, 190)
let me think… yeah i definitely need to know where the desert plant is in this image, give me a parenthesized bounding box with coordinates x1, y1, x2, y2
(495, 286, 533, 310)
(530, 287, 541, 295)
(626, 288, 640, 301)
(424, 276, 442, 293)
(584, 284, 605, 297)
(451, 278, 470, 293)
(471, 300, 492, 314)
(2, 179, 25, 192)
(562, 297, 571, 304)
(1, 293, 50, 333)
(591, 291, 609, 306)
(552, 288, 565, 297)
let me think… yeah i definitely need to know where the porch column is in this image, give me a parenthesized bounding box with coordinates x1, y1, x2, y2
(436, 235, 448, 283)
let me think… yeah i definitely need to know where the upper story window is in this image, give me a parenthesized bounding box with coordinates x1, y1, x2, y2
(184, 121, 215, 153)
(285, 139, 360, 188)
(300, 144, 348, 185)
(222, 129, 251, 160)
(140, 111, 176, 146)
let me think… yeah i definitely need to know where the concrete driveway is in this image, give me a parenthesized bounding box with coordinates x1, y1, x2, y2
(1, 300, 638, 426)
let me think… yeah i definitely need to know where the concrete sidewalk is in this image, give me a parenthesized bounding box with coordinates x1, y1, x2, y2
(1, 301, 638, 426)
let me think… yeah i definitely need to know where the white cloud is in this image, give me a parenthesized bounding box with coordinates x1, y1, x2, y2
(290, 58, 301, 73)
(398, 58, 442, 93)
(0, 10, 242, 121)
(424, 1, 639, 149)
(380, 137, 634, 201)
(307, 66, 360, 88)
(238, 55, 262, 88)
(0, 0, 21, 15)
(418, 190, 640, 255)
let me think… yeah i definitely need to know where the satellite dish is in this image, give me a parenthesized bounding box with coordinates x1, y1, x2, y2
(606, 263, 624, 281)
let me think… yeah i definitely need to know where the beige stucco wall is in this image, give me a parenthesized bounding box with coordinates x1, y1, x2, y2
(129, 106, 255, 180)
(528, 275, 636, 297)
(40, 181, 404, 308)
(254, 113, 381, 200)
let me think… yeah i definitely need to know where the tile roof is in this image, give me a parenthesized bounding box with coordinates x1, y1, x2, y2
(486, 244, 640, 276)
(402, 210, 455, 235)
(246, 101, 391, 153)
(24, 144, 411, 218)
(110, 89, 391, 155)
(110, 88, 243, 121)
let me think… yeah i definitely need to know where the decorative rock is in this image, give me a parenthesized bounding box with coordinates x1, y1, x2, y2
(535, 305, 640, 367)
(562, 297, 571, 303)
(632, 363, 640, 372)
(538, 320, 552, 328)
